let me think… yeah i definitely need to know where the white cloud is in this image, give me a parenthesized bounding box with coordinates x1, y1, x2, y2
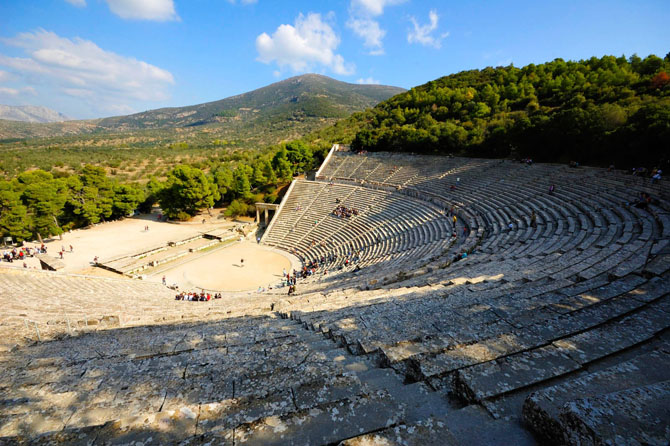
(347, 0, 404, 55)
(346, 18, 385, 55)
(0, 30, 174, 115)
(0, 69, 13, 82)
(256, 13, 354, 76)
(0, 87, 19, 96)
(408, 10, 448, 49)
(0, 86, 36, 96)
(351, 0, 406, 17)
(105, 0, 179, 21)
(356, 77, 380, 84)
(65, 0, 87, 7)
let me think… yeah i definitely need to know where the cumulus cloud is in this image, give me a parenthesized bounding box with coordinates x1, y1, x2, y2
(356, 77, 380, 84)
(105, 0, 179, 21)
(0, 29, 174, 115)
(65, 0, 87, 7)
(347, 0, 405, 55)
(256, 13, 354, 75)
(350, 0, 406, 17)
(346, 18, 385, 55)
(408, 10, 448, 49)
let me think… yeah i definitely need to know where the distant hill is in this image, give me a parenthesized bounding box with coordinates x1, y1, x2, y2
(96, 74, 404, 130)
(0, 105, 70, 123)
(0, 74, 404, 139)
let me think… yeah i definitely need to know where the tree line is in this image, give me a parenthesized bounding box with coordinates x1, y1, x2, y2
(0, 141, 326, 242)
(335, 53, 669, 167)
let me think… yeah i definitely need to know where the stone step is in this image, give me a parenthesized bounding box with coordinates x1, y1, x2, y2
(356, 367, 454, 425)
(339, 417, 459, 445)
(409, 274, 670, 388)
(453, 295, 670, 403)
(339, 403, 536, 446)
(560, 380, 670, 446)
(523, 345, 670, 443)
(233, 390, 403, 445)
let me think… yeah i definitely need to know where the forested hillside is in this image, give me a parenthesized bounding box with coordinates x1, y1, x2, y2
(307, 54, 670, 166)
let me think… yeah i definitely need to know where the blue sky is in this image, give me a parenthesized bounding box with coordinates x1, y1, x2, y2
(0, 0, 668, 119)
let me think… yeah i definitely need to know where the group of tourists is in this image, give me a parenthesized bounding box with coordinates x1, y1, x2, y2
(631, 167, 663, 184)
(332, 204, 359, 219)
(2, 244, 50, 262)
(277, 248, 364, 295)
(175, 291, 223, 301)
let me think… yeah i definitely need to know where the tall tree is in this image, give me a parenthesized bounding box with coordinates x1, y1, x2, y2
(22, 179, 67, 239)
(272, 148, 294, 182)
(159, 165, 220, 220)
(0, 182, 31, 242)
(111, 184, 144, 219)
(233, 166, 252, 200)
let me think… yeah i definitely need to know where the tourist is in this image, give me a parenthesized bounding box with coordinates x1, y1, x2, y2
(651, 170, 662, 184)
(69, 245, 73, 253)
(549, 184, 555, 195)
(162, 276, 167, 286)
(531, 211, 537, 228)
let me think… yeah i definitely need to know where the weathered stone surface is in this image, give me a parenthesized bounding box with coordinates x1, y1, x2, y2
(523, 346, 670, 443)
(455, 344, 580, 403)
(339, 417, 458, 446)
(234, 392, 402, 445)
(560, 381, 670, 446)
(4, 153, 670, 444)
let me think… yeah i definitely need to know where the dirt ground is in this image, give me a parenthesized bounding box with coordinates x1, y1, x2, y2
(157, 240, 294, 292)
(7, 213, 232, 273)
(2, 211, 296, 292)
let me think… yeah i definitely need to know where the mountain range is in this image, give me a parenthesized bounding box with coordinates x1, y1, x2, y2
(0, 105, 70, 123)
(0, 75, 405, 139)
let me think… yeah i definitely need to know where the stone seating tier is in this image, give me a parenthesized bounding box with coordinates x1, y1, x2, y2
(3, 150, 669, 445)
